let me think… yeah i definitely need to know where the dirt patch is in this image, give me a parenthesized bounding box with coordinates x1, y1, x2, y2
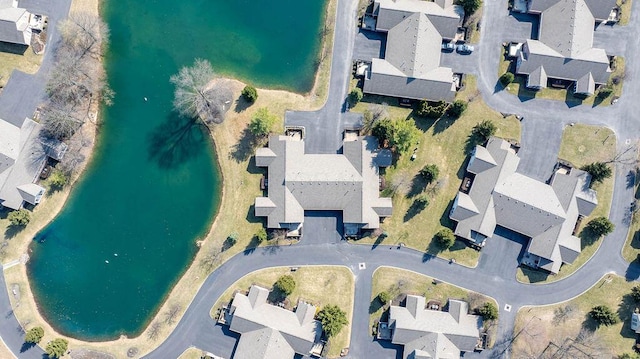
(70, 348, 115, 359)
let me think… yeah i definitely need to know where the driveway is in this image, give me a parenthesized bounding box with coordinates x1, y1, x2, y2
(501, 12, 539, 43)
(440, 48, 480, 75)
(352, 29, 385, 62)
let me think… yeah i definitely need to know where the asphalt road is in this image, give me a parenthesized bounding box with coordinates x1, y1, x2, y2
(3, 0, 640, 358)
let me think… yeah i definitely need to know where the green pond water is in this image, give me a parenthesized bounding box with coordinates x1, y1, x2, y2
(27, 0, 325, 340)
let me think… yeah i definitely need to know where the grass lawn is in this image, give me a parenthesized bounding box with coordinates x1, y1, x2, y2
(513, 274, 637, 358)
(618, 0, 633, 25)
(623, 170, 640, 263)
(0, 42, 42, 89)
(1, 0, 340, 353)
(209, 266, 354, 358)
(498, 48, 625, 107)
(517, 124, 616, 283)
(369, 267, 497, 346)
(351, 76, 521, 267)
(178, 347, 203, 359)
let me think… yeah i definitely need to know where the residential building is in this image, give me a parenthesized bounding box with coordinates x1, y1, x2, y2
(227, 285, 323, 359)
(0, 117, 67, 210)
(0, 0, 31, 45)
(389, 297, 482, 358)
(450, 137, 597, 274)
(362, 0, 462, 102)
(254, 134, 392, 237)
(516, 0, 613, 95)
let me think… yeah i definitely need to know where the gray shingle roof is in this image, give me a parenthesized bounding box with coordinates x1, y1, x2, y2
(530, 0, 617, 21)
(364, 10, 456, 102)
(390, 297, 482, 359)
(374, 0, 462, 39)
(575, 72, 596, 95)
(450, 138, 598, 274)
(0, 0, 30, 45)
(254, 135, 392, 230)
(517, 0, 612, 87)
(229, 285, 322, 358)
(0, 118, 47, 210)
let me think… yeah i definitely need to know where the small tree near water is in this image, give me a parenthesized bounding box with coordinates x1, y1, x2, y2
(242, 85, 258, 103)
(8, 209, 30, 226)
(24, 326, 44, 344)
(249, 108, 277, 138)
(45, 338, 68, 358)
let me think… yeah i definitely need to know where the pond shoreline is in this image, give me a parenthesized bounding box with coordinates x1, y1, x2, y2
(6, 0, 337, 355)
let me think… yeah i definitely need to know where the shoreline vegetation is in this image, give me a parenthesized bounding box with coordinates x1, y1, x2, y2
(2, 0, 339, 357)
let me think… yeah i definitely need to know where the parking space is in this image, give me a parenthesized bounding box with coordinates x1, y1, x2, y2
(502, 12, 539, 43)
(477, 226, 530, 279)
(352, 29, 385, 61)
(301, 211, 344, 245)
(593, 23, 629, 57)
(440, 47, 480, 75)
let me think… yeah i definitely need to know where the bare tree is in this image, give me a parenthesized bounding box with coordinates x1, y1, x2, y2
(552, 304, 577, 325)
(170, 59, 233, 125)
(199, 245, 222, 273)
(41, 102, 84, 140)
(163, 303, 182, 325)
(58, 12, 110, 59)
(146, 321, 162, 341)
(605, 144, 639, 166)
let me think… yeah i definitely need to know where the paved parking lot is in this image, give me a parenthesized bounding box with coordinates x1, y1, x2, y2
(502, 12, 539, 43)
(300, 211, 344, 245)
(353, 29, 385, 61)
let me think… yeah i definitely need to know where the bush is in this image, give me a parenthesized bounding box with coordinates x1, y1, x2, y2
(317, 304, 348, 338)
(24, 326, 44, 344)
(348, 88, 363, 105)
(274, 275, 296, 296)
(255, 228, 267, 243)
(499, 72, 514, 86)
(49, 169, 68, 189)
(413, 195, 429, 211)
(581, 162, 612, 185)
(419, 164, 440, 185)
(631, 285, 640, 302)
(241, 85, 258, 103)
(45, 338, 68, 358)
(477, 302, 498, 320)
(434, 228, 455, 249)
(249, 108, 277, 137)
(589, 305, 618, 326)
(586, 216, 615, 237)
(471, 120, 497, 143)
(378, 291, 391, 305)
(447, 100, 467, 118)
(372, 118, 420, 154)
(456, 0, 482, 14)
(8, 209, 30, 226)
(225, 232, 239, 247)
(417, 100, 447, 118)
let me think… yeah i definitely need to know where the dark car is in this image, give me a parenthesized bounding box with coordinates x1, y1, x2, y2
(456, 44, 474, 53)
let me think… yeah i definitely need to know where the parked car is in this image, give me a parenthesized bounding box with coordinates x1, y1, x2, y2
(456, 44, 474, 53)
(441, 42, 455, 51)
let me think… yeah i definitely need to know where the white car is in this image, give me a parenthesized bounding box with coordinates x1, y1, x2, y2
(456, 44, 474, 53)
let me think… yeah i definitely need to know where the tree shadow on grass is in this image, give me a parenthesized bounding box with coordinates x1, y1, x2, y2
(5, 224, 25, 239)
(407, 174, 426, 198)
(147, 113, 206, 169)
(369, 296, 384, 314)
(230, 127, 257, 163)
(372, 232, 387, 250)
(234, 96, 252, 113)
(243, 235, 262, 255)
(518, 266, 549, 283)
(617, 293, 637, 339)
(403, 198, 428, 222)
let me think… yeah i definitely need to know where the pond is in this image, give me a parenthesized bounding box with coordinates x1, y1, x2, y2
(27, 0, 325, 340)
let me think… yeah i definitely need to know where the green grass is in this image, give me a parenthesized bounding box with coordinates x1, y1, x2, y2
(517, 124, 616, 283)
(513, 275, 637, 358)
(0, 42, 42, 88)
(618, 0, 633, 25)
(178, 348, 204, 359)
(369, 267, 497, 346)
(498, 48, 625, 107)
(351, 76, 521, 267)
(210, 266, 354, 358)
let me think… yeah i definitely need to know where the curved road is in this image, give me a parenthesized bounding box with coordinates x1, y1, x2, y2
(3, 0, 640, 358)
